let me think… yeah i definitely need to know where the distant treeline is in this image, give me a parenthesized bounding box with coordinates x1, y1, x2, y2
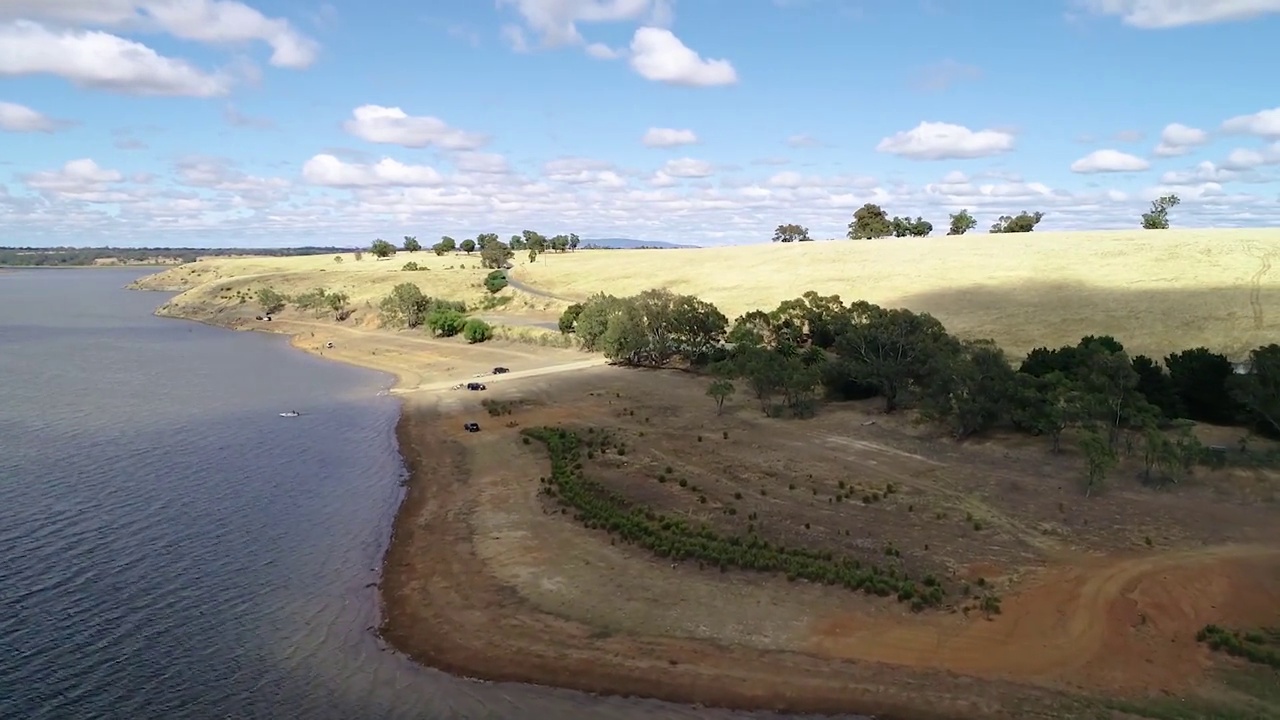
(0, 246, 350, 267)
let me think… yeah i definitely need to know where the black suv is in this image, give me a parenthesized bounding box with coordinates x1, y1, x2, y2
(466, 382, 487, 391)
(492, 367, 510, 375)
(463, 422, 480, 432)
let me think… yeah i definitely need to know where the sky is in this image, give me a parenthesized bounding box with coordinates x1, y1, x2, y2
(2, 0, 1280, 248)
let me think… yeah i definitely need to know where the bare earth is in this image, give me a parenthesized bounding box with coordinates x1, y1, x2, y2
(130, 245, 1280, 719)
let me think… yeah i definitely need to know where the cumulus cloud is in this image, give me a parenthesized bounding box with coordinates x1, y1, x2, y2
(1222, 107, 1280, 138)
(1077, 0, 1280, 27)
(0, 0, 319, 68)
(585, 42, 621, 59)
(628, 27, 737, 86)
(642, 127, 698, 147)
(341, 105, 488, 150)
(497, 0, 672, 46)
(659, 158, 714, 178)
(876, 122, 1015, 160)
(1153, 122, 1208, 156)
(22, 158, 129, 202)
(1070, 149, 1151, 173)
(301, 154, 445, 187)
(0, 101, 64, 132)
(0, 21, 231, 96)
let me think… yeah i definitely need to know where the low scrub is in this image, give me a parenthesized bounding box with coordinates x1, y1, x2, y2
(1198, 624, 1280, 669)
(523, 426, 949, 611)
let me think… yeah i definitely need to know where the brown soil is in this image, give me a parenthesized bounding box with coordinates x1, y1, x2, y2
(378, 366, 1280, 719)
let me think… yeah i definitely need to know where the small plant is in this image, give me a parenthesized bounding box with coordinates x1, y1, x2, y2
(722, 430, 729, 439)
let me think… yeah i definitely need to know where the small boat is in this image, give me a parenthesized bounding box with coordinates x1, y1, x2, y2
(279, 411, 301, 417)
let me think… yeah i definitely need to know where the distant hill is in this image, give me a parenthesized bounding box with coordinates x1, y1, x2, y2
(580, 237, 697, 250)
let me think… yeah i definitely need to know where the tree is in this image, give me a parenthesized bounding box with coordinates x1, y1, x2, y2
(550, 234, 569, 252)
(1229, 344, 1280, 435)
(484, 270, 507, 293)
(480, 240, 513, 269)
(834, 304, 952, 412)
(920, 340, 1016, 440)
(402, 236, 420, 252)
(462, 318, 493, 343)
(1131, 354, 1182, 420)
(333, 255, 344, 264)
(990, 211, 1044, 233)
(509, 234, 527, 250)
(708, 379, 735, 414)
(353, 250, 363, 261)
(256, 287, 286, 315)
(370, 238, 396, 258)
(559, 302, 584, 334)
(889, 216, 933, 237)
(439, 236, 457, 253)
(476, 232, 499, 250)
(1165, 347, 1241, 424)
(325, 291, 350, 320)
(947, 210, 977, 236)
(1141, 194, 1181, 230)
(1079, 430, 1117, 497)
(426, 307, 467, 337)
(847, 203, 892, 239)
(379, 283, 431, 328)
(569, 233, 581, 251)
(460, 238, 476, 254)
(773, 224, 811, 243)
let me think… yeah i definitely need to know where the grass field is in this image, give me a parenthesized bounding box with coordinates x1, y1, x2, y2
(513, 228, 1280, 360)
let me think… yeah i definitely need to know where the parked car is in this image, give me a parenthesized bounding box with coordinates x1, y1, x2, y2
(463, 422, 480, 432)
(466, 382, 487, 391)
(492, 367, 510, 375)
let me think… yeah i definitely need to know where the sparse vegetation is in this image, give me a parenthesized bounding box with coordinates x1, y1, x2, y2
(1197, 625, 1280, 669)
(1142, 194, 1181, 230)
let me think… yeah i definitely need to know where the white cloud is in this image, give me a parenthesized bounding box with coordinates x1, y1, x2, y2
(452, 152, 511, 175)
(1159, 160, 1248, 185)
(500, 24, 529, 52)
(1222, 107, 1280, 138)
(1222, 143, 1280, 169)
(497, 0, 672, 46)
(585, 42, 621, 59)
(1070, 149, 1151, 173)
(0, 21, 231, 96)
(542, 157, 627, 187)
(876, 121, 1015, 160)
(642, 127, 698, 147)
(1153, 122, 1208, 156)
(659, 158, 714, 178)
(301, 154, 445, 187)
(341, 105, 488, 150)
(0, 101, 62, 132)
(1077, 0, 1280, 27)
(23, 158, 128, 202)
(786, 134, 823, 148)
(0, 0, 319, 68)
(628, 27, 737, 86)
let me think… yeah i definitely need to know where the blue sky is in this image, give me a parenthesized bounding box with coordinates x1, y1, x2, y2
(2, 0, 1279, 247)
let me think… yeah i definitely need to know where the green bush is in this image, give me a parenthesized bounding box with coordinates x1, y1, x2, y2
(463, 318, 494, 344)
(426, 308, 467, 337)
(484, 270, 508, 294)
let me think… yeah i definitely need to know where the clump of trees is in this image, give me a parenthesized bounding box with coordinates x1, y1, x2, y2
(990, 211, 1044, 233)
(375, 282, 495, 342)
(772, 224, 812, 243)
(1141, 194, 1181, 230)
(560, 285, 1280, 494)
(370, 238, 397, 258)
(947, 210, 977, 236)
(253, 286, 349, 320)
(523, 425, 949, 610)
(256, 287, 287, 315)
(484, 270, 508, 293)
(402, 236, 421, 252)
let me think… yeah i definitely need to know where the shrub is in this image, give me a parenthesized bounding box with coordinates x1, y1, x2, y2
(484, 270, 508, 294)
(402, 261, 421, 271)
(463, 318, 494, 344)
(427, 308, 467, 337)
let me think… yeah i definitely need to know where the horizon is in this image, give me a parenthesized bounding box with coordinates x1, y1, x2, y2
(1, 1, 1279, 248)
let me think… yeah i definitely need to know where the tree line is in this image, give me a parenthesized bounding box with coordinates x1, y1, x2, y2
(771, 193, 1184, 243)
(558, 288, 1280, 495)
(367, 231, 581, 266)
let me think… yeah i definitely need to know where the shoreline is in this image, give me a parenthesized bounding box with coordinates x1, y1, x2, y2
(138, 298, 1004, 719)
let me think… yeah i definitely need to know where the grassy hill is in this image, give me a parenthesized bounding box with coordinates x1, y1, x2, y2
(513, 228, 1280, 360)
(132, 228, 1280, 361)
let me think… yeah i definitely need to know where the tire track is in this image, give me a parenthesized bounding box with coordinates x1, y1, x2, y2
(1245, 244, 1273, 329)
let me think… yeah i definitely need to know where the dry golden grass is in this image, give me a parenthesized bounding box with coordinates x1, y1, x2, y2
(512, 228, 1280, 360)
(132, 249, 533, 319)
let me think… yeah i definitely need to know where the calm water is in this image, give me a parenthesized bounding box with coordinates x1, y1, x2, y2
(0, 269, 861, 720)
